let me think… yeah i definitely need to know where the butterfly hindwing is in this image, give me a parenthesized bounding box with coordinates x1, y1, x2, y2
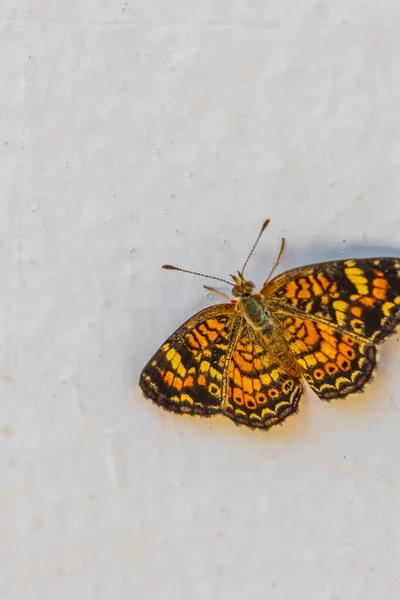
(270, 311, 376, 400)
(222, 322, 303, 429)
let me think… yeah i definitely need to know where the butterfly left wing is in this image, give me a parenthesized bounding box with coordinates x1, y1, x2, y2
(139, 303, 241, 417)
(140, 301, 304, 430)
(263, 258, 400, 400)
(222, 321, 303, 429)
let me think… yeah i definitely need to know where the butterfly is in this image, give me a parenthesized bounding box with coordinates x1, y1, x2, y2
(139, 219, 400, 431)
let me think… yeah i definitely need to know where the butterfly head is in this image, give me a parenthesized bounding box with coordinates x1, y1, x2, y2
(231, 272, 255, 298)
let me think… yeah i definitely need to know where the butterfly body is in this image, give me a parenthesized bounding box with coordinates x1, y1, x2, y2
(140, 247, 400, 431)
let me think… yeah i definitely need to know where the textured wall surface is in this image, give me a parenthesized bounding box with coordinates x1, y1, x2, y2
(1, 2, 400, 599)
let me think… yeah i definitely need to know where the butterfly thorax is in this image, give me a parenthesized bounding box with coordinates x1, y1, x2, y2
(239, 295, 271, 330)
(231, 271, 271, 329)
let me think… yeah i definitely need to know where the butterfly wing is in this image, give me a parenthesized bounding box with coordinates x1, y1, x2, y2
(140, 301, 303, 430)
(263, 258, 400, 399)
(139, 303, 241, 416)
(222, 321, 303, 429)
(269, 312, 376, 400)
(264, 258, 400, 342)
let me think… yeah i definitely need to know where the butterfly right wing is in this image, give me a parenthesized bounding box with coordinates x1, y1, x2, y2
(139, 303, 241, 416)
(267, 311, 377, 400)
(263, 258, 400, 344)
(262, 258, 400, 400)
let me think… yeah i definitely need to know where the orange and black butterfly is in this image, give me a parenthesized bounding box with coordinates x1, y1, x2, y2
(139, 220, 400, 431)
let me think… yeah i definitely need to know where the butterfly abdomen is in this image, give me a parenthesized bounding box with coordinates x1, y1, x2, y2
(239, 295, 301, 378)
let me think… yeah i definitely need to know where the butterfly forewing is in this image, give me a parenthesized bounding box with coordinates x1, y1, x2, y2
(264, 258, 400, 343)
(140, 304, 240, 416)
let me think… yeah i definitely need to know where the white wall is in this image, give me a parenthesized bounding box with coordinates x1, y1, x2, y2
(2, 2, 400, 599)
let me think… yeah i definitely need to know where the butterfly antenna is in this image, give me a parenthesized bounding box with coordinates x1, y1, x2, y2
(162, 264, 234, 286)
(241, 218, 270, 275)
(265, 237, 286, 283)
